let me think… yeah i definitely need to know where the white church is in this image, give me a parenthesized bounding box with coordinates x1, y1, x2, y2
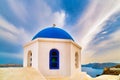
(1, 25, 118, 80)
(23, 25, 82, 78)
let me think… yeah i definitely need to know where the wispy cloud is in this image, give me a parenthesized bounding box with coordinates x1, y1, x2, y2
(95, 29, 120, 52)
(0, 0, 66, 46)
(70, 0, 120, 45)
(1, 0, 120, 64)
(0, 0, 66, 64)
(51, 11, 66, 27)
(7, 0, 66, 31)
(7, 0, 28, 22)
(78, 0, 120, 49)
(31, 0, 66, 28)
(69, 0, 120, 63)
(0, 16, 31, 45)
(82, 29, 120, 63)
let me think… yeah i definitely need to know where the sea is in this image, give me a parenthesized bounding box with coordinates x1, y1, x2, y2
(82, 67, 103, 77)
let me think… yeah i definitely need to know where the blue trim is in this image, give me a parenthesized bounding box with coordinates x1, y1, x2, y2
(49, 49, 59, 69)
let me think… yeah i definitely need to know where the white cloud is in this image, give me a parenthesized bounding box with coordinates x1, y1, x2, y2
(2, 0, 120, 64)
(73, 0, 120, 49)
(37, 10, 66, 28)
(82, 29, 120, 64)
(101, 31, 107, 34)
(17, 0, 66, 36)
(96, 29, 120, 49)
(91, 47, 120, 63)
(52, 11, 65, 27)
(1, 0, 66, 45)
(7, 0, 66, 32)
(0, 0, 66, 63)
(32, 0, 66, 29)
(0, 16, 31, 45)
(7, 0, 28, 22)
(71, 0, 120, 64)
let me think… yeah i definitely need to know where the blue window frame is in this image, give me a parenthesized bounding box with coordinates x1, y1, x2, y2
(49, 49, 59, 69)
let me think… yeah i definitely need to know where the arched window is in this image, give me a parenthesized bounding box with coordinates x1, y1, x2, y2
(75, 52, 79, 68)
(27, 51, 32, 67)
(49, 49, 59, 69)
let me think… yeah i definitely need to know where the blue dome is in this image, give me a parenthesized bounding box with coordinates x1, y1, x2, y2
(32, 27, 74, 41)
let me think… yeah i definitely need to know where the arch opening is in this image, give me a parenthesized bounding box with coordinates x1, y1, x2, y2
(75, 52, 79, 68)
(49, 49, 59, 69)
(27, 51, 32, 67)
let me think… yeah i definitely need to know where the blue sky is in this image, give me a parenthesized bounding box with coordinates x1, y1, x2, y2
(0, 0, 120, 64)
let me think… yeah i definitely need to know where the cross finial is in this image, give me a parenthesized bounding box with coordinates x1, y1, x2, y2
(53, 24, 56, 27)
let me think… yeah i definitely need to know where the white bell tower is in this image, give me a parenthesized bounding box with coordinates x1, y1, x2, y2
(23, 26, 81, 78)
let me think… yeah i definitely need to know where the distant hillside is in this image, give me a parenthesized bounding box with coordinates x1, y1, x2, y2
(82, 63, 119, 69)
(0, 64, 23, 67)
(102, 64, 120, 75)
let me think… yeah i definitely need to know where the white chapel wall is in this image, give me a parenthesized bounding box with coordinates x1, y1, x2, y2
(38, 39, 71, 77)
